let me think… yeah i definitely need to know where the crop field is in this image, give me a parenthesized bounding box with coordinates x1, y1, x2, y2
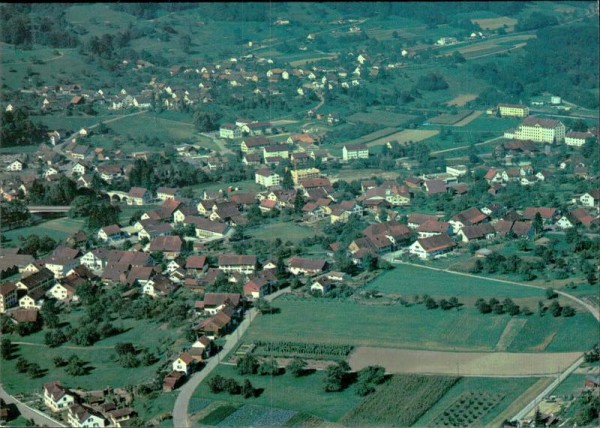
(471, 17, 518, 31)
(340, 375, 459, 427)
(346, 111, 417, 128)
(431, 391, 506, 427)
(248, 222, 320, 243)
(251, 340, 353, 360)
(453, 110, 484, 126)
(192, 364, 363, 422)
(366, 129, 440, 147)
(288, 54, 339, 67)
(348, 347, 581, 376)
(337, 127, 398, 147)
(416, 377, 542, 427)
(428, 110, 474, 125)
(1, 218, 85, 244)
(447, 94, 478, 106)
(332, 169, 400, 182)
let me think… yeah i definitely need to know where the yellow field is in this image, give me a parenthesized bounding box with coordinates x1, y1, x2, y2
(366, 129, 439, 147)
(447, 94, 477, 107)
(349, 347, 581, 376)
(453, 110, 484, 127)
(471, 17, 518, 30)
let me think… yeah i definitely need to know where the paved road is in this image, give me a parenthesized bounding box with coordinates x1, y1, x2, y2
(172, 287, 291, 428)
(0, 383, 65, 427)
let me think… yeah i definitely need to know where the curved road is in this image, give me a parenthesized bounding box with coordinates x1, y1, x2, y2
(172, 287, 290, 428)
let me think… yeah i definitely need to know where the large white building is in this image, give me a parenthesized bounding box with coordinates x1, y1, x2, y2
(255, 168, 281, 187)
(514, 116, 565, 144)
(498, 103, 529, 118)
(342, 143, 369, 161)
(565, 131, 592, 147)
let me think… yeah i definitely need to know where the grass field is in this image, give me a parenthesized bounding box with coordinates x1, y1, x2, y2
(366, 129, 439, 147)
(471, 17, 518, 31)
(2, 311, 184, 396)
(191, 364, 363, 423)
(346, 111, 417, 128)
(447, 94, 478, 107)
(1, 218, 85, 244)
(428, 110, 473, 125)
(415, 377, 541, 427)
(248, 222, 320, 243)
(340, 375, 459, 427)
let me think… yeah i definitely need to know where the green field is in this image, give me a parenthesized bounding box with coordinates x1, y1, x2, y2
(192, 364, 363, 422)
(415, 377, 540, 427)
(1, 311, 184, 396)
(248, 222, 320, 243)
(1, 218, 85, 244)
(346, 111, 417, 127)
(243, 294, 597, 353)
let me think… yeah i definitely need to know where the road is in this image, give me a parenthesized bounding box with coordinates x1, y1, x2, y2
(172, 286, 291, 428)
(0, 383, 65, 427)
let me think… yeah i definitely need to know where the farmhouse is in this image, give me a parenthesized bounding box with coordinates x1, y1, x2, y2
(450, 207, 488, 232)
(417, 220, 453, 238)
(0, 282, 18, 313)
(163, 371, 185, 392)
(172, 352, 196, 375)
(342, 143, 369, 161)
(218, 254, 256, 274)
(409, 234, 456, 259)
(580, 190, 599, 207)
(97, 225, 123, 243)
(156, 187, 178, 201)
(255, 168, 281, 187)
(187, 216, 229, 240)
(243, 278, 270, 301)
(457, 223, 496, 243)
(288, 257, 327, 276)
(127, 187, 153, 205)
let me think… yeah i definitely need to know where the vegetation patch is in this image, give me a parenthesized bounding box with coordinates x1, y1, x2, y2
(431, 391, 505, 427)
(198, 403, 241, 425)
(340, 374, 459, 426)
(252, 340, 354, 360)
(428, 110, 473, 125)
(346, 111, 417, 128)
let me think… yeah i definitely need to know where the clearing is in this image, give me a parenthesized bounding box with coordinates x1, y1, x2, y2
(366, 129, 439, 147)
(471, 17, 518, 31)
(348, 347, 581, 376)
(447, 94, 478, 107)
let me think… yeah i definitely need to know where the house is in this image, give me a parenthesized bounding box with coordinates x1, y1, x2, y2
(417, 220, 453, 238)
(450, 207, 488, 232)
(143, 275, 178, 297)
(310, 278, 335, 294)
(6, 160, 24, 171)
(424, 180, 447, 195)
(156, 187, 178, 201)
(163, 371, 186, 392)
(243, 278, 269, 301)
(137, 221, 173, 241)
(106, 408, 137, 428)
(288, 257, 327, 276)
(201, 293, 242, 315)
(67, 404, 106, 428)
(556, 216, 574, 230)
(190, 336, 213, 359)
(187, 216, 229, 240)
(263, 144, 289, 160)
(511, 221, 535, 239)
(241, 137, 271, 153)
(43, 381, 76, 412)
(522, 207, 557, 224)
(173, 352, 196, 375)
(127, 187, 152, 205)
(193, 310, 233, 338)
(409, 234, 456, 259)
(408, 213, 439, 229)
(97, 225, 123, 243)
(514, 116, 565, 143)
(125, 266, 155, 287)
(219, 123, 242, 139)
(568, 208, 599, 228)
(47, 282, 77, 302)
(565, 131, 592, 147)
(255, 168, 281, 187)
(16, 267, 55, 291)
(148, 235, 183, 260)
(457, 223, 496, 243)
(218, 254, 256, 274)
(185, 255, 207, 275)
(497, 103, 529, 118)
(0, 282, 18, 313)
(580, 190, 599, 208)
(342, 143, 369, 161)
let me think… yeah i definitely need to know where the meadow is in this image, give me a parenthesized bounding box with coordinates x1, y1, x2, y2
(248, 222, 321, 243)
(346, 111, 417, 128)
(1, 218, 85, 244)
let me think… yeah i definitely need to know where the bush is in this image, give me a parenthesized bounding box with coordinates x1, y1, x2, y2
(237, 354, 259, 375)
(224, 378, 241, 395)
(208, 375, 225, 393)
(287, 358, 307, 377)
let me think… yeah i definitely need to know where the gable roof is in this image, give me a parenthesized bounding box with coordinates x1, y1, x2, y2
(218, 254, 257, 266)
(417, 233, 455, 252)
(149, 235, 183, 252)
(186, 255, 207, 269)
(288, 257, 327, 271)
(452, 207, 488, 225)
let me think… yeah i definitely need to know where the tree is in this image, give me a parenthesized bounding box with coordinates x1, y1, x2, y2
(237, 353, 259, 375)
(65, 355, 87, 376)
(179, 34, 192, 53)
(53, 356, 67, 367)
(27, 362, 43, 378)
(16, 357, 29, 373)
(323, 361, 350, 392)
(533, 212, 544, 235)
(549, 300, 562, 317)
(281, 168, 294, 190)
(545, 288, 557, 299)
(1, 338, 12, 360)
(287, 358, 307, 377)
(562, 306, 575, 317)
(208, 375, 226, 393)
(44, 329, 67, 348)
(355, 365, 386, 396)
(259, 357, 280, 376)
(224, 378, 241, 395)
(242, 379, 254, 398)
(293, 190, 305, 213)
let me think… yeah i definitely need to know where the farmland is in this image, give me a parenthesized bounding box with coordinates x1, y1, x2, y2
(191, 364, 363, 422)
(242, 295, 597, 353)
(447, 94, 478, 107)
(471, 16, 518, 31)
(1, 218, 85, 244)
(346, 111, 417, 128)
(366, 129, 440, 147)
(428, 110, 474, 125)
(340, 375, 459, 427)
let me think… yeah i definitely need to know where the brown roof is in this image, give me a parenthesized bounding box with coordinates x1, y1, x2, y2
(177, 352, 194, 365)
(288, 257, 327, 271)
(417, 220, 450, 233)
(186, 255, 207, 269)
(44, 381, 70, 401)
(149, 235, 183, 252)
(460, 223, 495, 240)
(424, 180, 446, 194)
(187, 216, 228, 234)
(11, 308, 39, 323)
(101, 224, 121, 235)
(301, 177, 331, 189)
(511, 221, 533, 236)
(344, 143, 368, 151)
(493, 219, 514, 236)
(18, 267, 54, 289)
(522, 116, 562, 129)
(128, 187, 149, 198)
(203, 292, 241, 307)
(408, 213, 439, 226)
(0, 282, 17, 296)
(452, 207, 488, 225)
(522, 207, 556, 220)
(218, 254, 256, 267)
(417, 234, 456, 252)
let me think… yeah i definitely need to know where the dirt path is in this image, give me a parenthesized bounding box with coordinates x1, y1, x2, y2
(348, 347, 580, 377)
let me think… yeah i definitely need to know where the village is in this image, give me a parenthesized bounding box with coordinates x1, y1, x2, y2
(1, 2, 599, 428)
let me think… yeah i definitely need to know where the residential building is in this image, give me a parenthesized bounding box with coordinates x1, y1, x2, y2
(186, 216, 229, 240)
(218, 254, 256, 274)
(43, 381, 76, 412)
(6, 160, 24, 171)
(291, 168, 320, 185)
(255, 168, 281, 187)
(288, 257, 327, 276)
(200, 293, 241, 315)
(564, 131, 592, 147)
(127, 187, 152, 205)
(514, 116, 566, 143)
(67, 404, 106, 428)
(219, 124, 242, 139)
(97, 225, 122, 243)
(342, 143, 369, 161)
(156, 187, 178, 201)
(0, 282, 18, 313)
(172, 352, 195, 375)
(498, 103, 529, 118)
(580, 190, 599, 208)
(408, 234, 456, 259)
